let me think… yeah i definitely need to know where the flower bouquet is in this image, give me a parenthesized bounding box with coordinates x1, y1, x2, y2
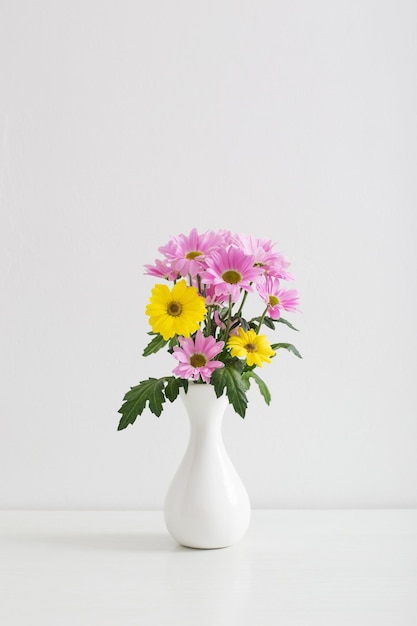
(117, 228, 301, 429)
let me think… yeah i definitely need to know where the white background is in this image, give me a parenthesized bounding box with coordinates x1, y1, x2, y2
(1, 0, 416, 510)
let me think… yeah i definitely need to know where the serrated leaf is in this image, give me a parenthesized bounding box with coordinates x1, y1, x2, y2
(222, 356, 245, 374)
(142, 334, 168, 357)
(117, 378, 166, 429)
(270, 342, 303, 359)
(165, 377, 186, 402)
(242, 370, 271, 405)
(277, 317, 299, 332)
(211, 365, 249, 418)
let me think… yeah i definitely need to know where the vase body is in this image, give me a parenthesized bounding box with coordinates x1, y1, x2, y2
(164, 384, 251, 549)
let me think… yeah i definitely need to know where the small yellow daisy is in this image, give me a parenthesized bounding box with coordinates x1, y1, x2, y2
(227, 327, 275, 368)
(145, 280, 206, 340)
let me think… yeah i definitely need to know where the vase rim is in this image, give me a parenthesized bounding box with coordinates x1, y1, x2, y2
(181, 382, 217, 393)
(179, 383, 227, 400)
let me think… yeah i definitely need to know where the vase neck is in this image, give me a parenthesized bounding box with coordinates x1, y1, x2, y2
(180, 385, 228, 432)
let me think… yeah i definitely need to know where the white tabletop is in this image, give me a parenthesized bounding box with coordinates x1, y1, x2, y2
(1, 509, 416, 625)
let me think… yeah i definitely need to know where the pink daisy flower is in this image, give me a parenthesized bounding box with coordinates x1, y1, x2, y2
(172, 331, 225, 383)
(257, 276, 300, 320)
(232, 233, 294, 280)
(158, 228, 224, 279)
(144, 258, 178, 281)
(202, 246, 264, 302)
(202, 283, 228, 306)
(265, 253, 294, 281)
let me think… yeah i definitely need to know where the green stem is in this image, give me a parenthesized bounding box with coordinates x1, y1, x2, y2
(256, 306, 269, 333)
(205, 308, 212, 337)
(223, 295, 234, 340)
(235, 290, 248, 317)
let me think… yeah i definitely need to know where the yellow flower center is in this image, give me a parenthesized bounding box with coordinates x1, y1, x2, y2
(167, 301, 183, 317)
(221, 269, 242, 284)
(186, 251, 203, 260)
(244, 343, 257, 353)
(190, 353, 207, 368)
(269, 295, 280, 306)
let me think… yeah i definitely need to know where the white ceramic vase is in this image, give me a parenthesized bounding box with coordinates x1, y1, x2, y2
(164, 384, 251, 549)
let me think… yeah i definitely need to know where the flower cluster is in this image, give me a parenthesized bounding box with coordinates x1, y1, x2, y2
(118, 229, 301, 429)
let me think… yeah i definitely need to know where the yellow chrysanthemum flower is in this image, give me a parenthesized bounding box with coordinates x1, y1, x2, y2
(145, 280, 207, 340)
(227, 327, 275, 368)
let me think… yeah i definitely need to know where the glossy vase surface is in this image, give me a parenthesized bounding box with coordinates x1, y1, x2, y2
(164, 384, 251, 549)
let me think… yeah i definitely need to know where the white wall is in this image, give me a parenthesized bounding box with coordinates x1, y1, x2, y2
(1, 0, 416, 510)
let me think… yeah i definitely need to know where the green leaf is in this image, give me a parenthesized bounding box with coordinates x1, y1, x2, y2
(277, 317, 299, 332)
(211, 364, 249, 418)
(242, 370, 271, 405)
(142, 334, 168, 357)
(270, 342, 303, 359)
(168, 336, 179, 352)
(250, 316, 275, 330)
(262, 316, 276, 330)
(117, 377, 167, 429)
(165, 377, 188, 402)
(237, 317, 250, 331)
(219, 306, 229, 318)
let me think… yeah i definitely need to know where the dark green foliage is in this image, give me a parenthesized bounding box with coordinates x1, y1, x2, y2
(270, 343, 303, 359)
(142, 334, 168, 357)
(211, 364, 250, 418)
(117, 376, 185, 430)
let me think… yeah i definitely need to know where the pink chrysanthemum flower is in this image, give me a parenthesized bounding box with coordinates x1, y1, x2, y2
(257, 276, 300, 320)
(144, 259, 178, 281)
(172, 331, 225, 383)
(202, 247, 264, 302)
(265, 253, 294, 281)
(232, 233, 294, 280)
(201, 283, 228, 306)
(158, 228, 224, 279)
